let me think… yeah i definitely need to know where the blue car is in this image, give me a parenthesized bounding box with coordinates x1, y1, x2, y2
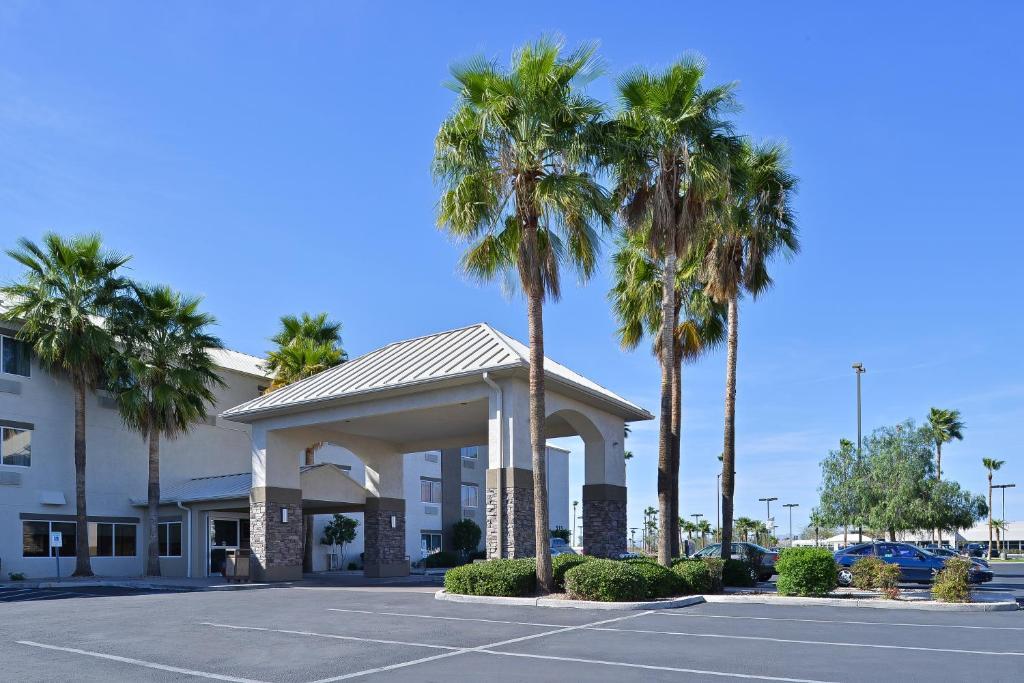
(834, 542, 992, 587)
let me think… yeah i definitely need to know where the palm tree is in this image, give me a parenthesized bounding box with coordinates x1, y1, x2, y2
(610, 225, 726, 558)
(1, 234, 131, 576)
(701, 141, 799, 560)
(982, 458, 1005, 559)
(107, 285, 224, 576)
(992, 519, 1006, 556)
(696, 518, 712, 549)
(926, 408, 964, 545)
(643, 506, 658, 553)
(266, 312, 346, 572)
(734, 516, 758, 543)
(611, 56, 737, 567)
(433, 37, 612, 592)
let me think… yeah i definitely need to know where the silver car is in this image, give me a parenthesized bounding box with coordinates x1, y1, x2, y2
(551, 538, 577, 556)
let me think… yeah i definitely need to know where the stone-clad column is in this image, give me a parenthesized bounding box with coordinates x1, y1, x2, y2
(582, 484, 627, 558)
(485, 467, 535, 558)
(363, 497, 407, 577)
(250, 487, 303, 580)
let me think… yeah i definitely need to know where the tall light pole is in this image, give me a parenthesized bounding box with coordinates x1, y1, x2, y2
(716, 473, 721, 541)
(852, 362, 866, 543)
(993, 484, 1016, 524)
(783, 503, 799, 547)
(572, 500, 579, 546)
(758, 497, 778, 524)
(690, 513, 704, 554)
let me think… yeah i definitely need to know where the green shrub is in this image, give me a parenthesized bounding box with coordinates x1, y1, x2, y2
(850, 556, 885, 589)
(875, 563, 901, 599)
(564, 559, 650, 602)
(622, 560, 684, 598)
(722, 559, 758, 587)
(443, 558, 536, 597)
(700, 557, 725, 592)
(774, 547, 837, 597)
(424, 550, 461, 568)
(550, 526, 571, 542)
(552, 554, 591, 591)
(8, 572, 26, 581)
(932, 558, 971, 603)
(672, 559, 713, 594)
(452, 519, 482, 557)
(347, 562, 358, 571)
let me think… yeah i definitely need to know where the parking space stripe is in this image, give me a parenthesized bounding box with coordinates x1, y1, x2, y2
(479, 649, 836, 682)
(325, 607, 562, 628)
(16, 641, 269, 683)
(656, 611, 1024, 631)
(18, 591, 79, 601)
(201, 622, 461, 650)
(586, 626, 1024, 656)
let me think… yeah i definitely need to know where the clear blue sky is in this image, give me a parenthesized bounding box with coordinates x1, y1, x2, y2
(2, 2, 1022, 535)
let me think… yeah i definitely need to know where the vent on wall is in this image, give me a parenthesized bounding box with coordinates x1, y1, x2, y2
(0, 378, 22, 395)
(0, 471, 22, 486)
(462, 459, 475, 470)
(424, 504, 439, 515)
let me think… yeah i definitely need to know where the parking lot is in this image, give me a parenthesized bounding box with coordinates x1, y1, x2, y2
(1, 569, 1023, 683)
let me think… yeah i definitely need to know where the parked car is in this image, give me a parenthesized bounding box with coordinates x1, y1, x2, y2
(550, 537, 577, 557)
(924, 545, 990, 568)
(963, 543, 987, 558)
(692, 542, 778, 581)
(834, 542, 993, 586)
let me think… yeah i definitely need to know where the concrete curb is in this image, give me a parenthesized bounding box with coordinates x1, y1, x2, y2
(434, 589, 705, 610)
(27, 580, 271, 592)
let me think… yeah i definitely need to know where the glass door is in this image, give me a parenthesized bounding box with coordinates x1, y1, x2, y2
(208, 517, 250, 576)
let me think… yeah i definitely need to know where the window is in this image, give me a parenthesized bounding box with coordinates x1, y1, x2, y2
(420, 478, 441, 504)
(22, 520, 76, 557)
(159, 521, 182, 557)
(461, 483, 479, 509)
(460, 446, 478, 460)
(1, 426, 31, 467)
(88, 522, 137, 557)
(420, 532, 441, 558)
(424, 451, 439, 463)
(1, 334, 31, 377)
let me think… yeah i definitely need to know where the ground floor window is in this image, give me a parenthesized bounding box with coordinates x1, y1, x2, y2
(420, 532, 441, 558)
(22, 520, 76, 557)
(208, 517, 250, 575)
(159, 521, 182, 557)
(88, 522, 137, 557)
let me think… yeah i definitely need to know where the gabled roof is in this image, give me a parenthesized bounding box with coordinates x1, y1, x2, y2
(208, 348, 270, 379)
(222, 323, 651, 421)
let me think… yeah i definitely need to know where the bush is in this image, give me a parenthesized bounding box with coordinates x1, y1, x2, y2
(468, 549, 487, 561)
(701, 557, 725, 592)
(8, 572, 25, 581)
(850, 556, 885, 589)
(672, 559, 713, 594)
(722, 559, 758, 587)
(424, 550, 461, 568)
(875, 563, 901, 599)
(774, 547, 838, 597)
(347, 562, 358, 571)
(564, 559, 650, 602)
(452, 519, 482, 558)
(552, 553, 591, 591)
(622, 560, 684, 598)
(444, 558, 536, 597)
(933, 558, 972, 603)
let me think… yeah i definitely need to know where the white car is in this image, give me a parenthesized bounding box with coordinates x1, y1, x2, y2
(551, 538, 577, 556)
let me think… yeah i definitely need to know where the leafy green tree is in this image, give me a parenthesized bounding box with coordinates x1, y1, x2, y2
(1, 234, 131, 576)
(611, 56, 737, 566)
(434, 37, 612, 592)
(701, 141, 799, 560)
(982, 458, 1005, 559)
(924, 479, 986, 540)
(550, 526, 571, 542)
(859, 421, 935, 539)
(321, 514, 359, 568)
(814, 439, 864, 545)
(453, 518, 483, 558)
(107, 285, 224, 576)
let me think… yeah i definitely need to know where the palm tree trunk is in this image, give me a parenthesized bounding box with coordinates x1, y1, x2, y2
(527, 280, 552, 593)
(935, 443, 943, 546)
(656, 248, 677, 567)
(670, 354, 682, 559)
(146, 428, 161, 577)
(719, 294, 738, 560)
(303, 445, 315, 573)
(72, 376, 93, 577)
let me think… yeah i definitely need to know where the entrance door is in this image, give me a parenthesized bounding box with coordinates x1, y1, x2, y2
(208, 517, 250, 576)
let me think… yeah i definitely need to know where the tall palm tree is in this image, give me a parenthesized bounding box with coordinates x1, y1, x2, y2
(982, 458, 1004, 559)
(610, 226, 725, 557)
(1, 234, 131, 576)
(266, 312, 346, 572)
(107, 285, 224, 576)
(926, 407, 964, 545)
(696, 518, 712, 548)
(701, 141, 799, 560)
(433, 37, 612, 592)
(611, 56, 737, 566)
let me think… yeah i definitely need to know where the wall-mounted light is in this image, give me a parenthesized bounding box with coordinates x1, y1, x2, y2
(281, 508, 289, 523)
(390, 515, 397, 529)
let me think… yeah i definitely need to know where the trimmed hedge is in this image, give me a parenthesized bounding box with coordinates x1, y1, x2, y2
(552, 553, 591, 591)
(701, 557, 725, 592)
(933, 558, 971, 603)
(622, 559, 684, 598)
(564, 559, 650, 602)
(443, 558, 536, 597)
(672, 559, 713, 594)
(722, 558, 758, 587)
(774, 547, 837, 597)
(850, 556, 885, 589)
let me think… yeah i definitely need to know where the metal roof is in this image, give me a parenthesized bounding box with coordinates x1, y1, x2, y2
(222, 323, 650, 421)
(131, 472, 252, 505)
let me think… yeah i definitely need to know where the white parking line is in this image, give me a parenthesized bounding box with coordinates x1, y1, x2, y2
(586, 625, 1024, 656)
(16, 641, 268, 683)
(0, 588, 36, 598)
(201, 623, 460, 650)
(326, 607, 562, 628)
(18, 591, 80, 601)
(657, 611, 1024, 631)
(480, 649, 836, 683)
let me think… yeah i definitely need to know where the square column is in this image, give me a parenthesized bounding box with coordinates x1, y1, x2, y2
(485, 467, 535, 558)
(582, 484, 627, 558)
(363, 497, 408, 578)
(250, 426, 304, 581)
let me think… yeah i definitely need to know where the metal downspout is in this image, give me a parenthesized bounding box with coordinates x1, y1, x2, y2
(176, 501, 192, 578)
(482, 372, 503, 558)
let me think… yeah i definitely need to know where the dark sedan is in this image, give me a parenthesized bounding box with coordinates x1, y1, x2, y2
(693, 542, 778, 581)
(834, 542, 993, 586)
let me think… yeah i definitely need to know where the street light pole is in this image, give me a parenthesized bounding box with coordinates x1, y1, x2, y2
(572, 500, 578, 546)
(993, 484, 1016, 525)
(852, 362, 866, 543)
(716, 473, 721, 541)
(783, 503, 799, 547)
(758, 497, 778, 524)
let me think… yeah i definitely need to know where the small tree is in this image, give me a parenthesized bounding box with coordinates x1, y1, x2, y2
(321, 514, 358, 569)
(550, 527, 571, 542)
(452, 518, 482, 560)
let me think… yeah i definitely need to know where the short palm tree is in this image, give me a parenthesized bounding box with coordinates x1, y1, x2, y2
(1, 234, 131, 576)
(982, 458, 1005, 559)
(266, 312, 346, 572)
(610, 225, 725, 558)
(107, 285, 224, 576)
(696, 518, 712, 548)
(433, 36, 612, 592)
(991, 519, 1006, 556)
(611, 56, 737, 566)
(701, 141, 799, 560)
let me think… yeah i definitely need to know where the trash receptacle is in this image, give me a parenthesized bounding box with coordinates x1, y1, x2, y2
(225, 549, 251, 582)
